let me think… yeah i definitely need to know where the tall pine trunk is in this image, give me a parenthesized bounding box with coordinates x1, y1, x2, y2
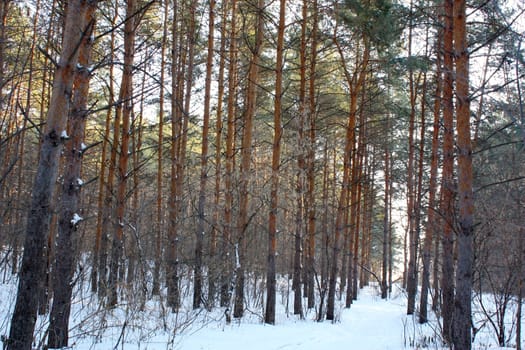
(108, 0, 136, 307)
(441, 0, 455, 342)
(294, 0, 307, 318)
(221, 0, 238, 308)
(452, 0, 474, 348)
(47, 4, 96, 347)
(195, 0, 214, 310)
(209, 0, 227, 308)
(234, 0, 264, 319)
(152, 0, 169, 297)
(93, 1, 118, 297)
(420, 29, 442, 323)
(7, 1, 88, 348)
(405, 0, 419, 312)
(265, 0, 285, 324)
(167, 0, 181, 311)
(306, 0, 319, 310)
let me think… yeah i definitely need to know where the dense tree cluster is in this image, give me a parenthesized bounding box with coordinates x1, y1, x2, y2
(0, 0, 523, 349)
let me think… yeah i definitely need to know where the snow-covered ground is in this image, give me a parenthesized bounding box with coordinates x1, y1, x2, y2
(178, 285, 408, 350)
(0, 271, 521, 350)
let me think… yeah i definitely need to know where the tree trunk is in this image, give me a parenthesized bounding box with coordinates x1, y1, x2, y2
(221, 0, 238, 308)
(93, 1, 118, 297)
(234, 0, 265, 319)
(413, 72, 427, 306)
(209, 0, 227, 309)
(108, 0, 136, 307)
(360, 145, 372, 287)
(166, 0, 182, 311)
(330, 29, 370, 318)
(352, 101, 365, 299)
(195, 0, 214, 310)
(441, 0, 455, 342)
(318, 143, 330, 320)
(265, 0, 285, 324)
(420, 30, 442, 323)
(388, 153, 394, 294)
(306, 0, 318, 311)
(406, 0, 419, 313)
(152, 0, 169, 297)
(7, 1, 88, 348)
(452, 1, 474, 348)
(516, 39, 525, 350)
(127, 65, 146, 295)
(381, 115, 390, 299)
(47, 4, 96, 347)
(293, 0, 308, 318)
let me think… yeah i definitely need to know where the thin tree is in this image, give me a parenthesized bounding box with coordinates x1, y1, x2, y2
(209, 0, 228, 308)
(294, 0, 307, 318)
(93, 1, 118, 296)
(352, 88, 366, 300)
(413, 69, 427, 305)
(234, 0, 265, 319)
(194, 0, 215, 310)
(420, 27, 442, 323)
(441, 0, 456, 342)
(265, 0, 285, 325)
(405, 0, 420, 313)
(167, 0, 184, 311)
(381, 114, 390, 299)
(152, 0, 169, 297)
(126, 56, 146, 291)
(306, 0, 319, 310)
(7, 0, 89, 348)
(516, 39, 524, 350)
(221, 0, 238, 308)
(108, 0, 138, 307)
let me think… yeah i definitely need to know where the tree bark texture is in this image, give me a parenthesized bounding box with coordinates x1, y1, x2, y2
(452, 0, 474, 348)
(306, 0, 319, 310)
(7, 1, 89, 348)
(47, 4, 96, 347)
(441, 0, 456, 342)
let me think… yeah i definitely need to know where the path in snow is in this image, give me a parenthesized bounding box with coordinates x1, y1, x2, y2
(179, 286, 409, 350)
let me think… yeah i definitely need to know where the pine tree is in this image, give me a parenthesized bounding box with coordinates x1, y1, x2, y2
(7, 1, 90, 348)
(265, 0, 285, 325)
(453, 0, 474, 348)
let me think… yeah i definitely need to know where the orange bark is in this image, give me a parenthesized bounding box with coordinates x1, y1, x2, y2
(108, 0, 136, 307)
(453, 0, 474, 348)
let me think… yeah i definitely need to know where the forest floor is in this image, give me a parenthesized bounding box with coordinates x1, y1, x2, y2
(0, 272, 519, 349)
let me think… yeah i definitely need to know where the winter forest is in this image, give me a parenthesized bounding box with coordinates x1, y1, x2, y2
(0, 0, 524, 349)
